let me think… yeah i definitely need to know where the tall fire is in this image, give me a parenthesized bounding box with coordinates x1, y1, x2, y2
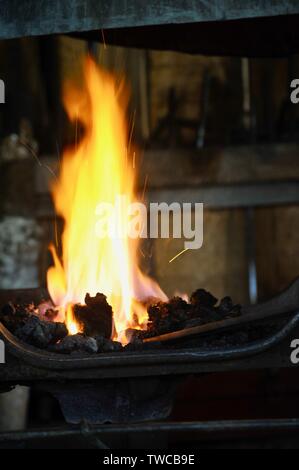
(47, 57, 166, 342)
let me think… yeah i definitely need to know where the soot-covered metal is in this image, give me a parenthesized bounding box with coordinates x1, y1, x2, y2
(1, 1, 299, 56)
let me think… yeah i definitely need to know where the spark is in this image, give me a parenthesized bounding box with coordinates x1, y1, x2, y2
(75, 109, 79, 150)
(54, 214, 59, 249)
(141, 174, 148, 201)
(19, 138, 58, 180)
(128, 110, 136, 155)
(44, 164, 57, 180)
(169, 248, 189, 263)
(101, 29, 107, 49)
(55, 139, 62, 168)
(125, 146, 128, 169)
(19, 138, 60, 248)
(19, 138, 41, 166)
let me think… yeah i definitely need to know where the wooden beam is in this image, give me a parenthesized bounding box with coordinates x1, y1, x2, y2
(139, 145, 299, 188)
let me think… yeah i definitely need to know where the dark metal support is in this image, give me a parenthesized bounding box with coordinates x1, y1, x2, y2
(1, 1, 299, 41)
(1, 418, 299, 444)
(1, 1, 299, 56)
(1, 311, 299, 371)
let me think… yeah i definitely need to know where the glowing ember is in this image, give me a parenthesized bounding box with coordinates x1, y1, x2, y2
(47, 58, 166, 341)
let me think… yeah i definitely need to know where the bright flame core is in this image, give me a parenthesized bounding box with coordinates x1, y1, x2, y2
(47, 58, 166, 340)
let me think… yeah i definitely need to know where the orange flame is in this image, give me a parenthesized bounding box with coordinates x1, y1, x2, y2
(47, 58, 166, 341)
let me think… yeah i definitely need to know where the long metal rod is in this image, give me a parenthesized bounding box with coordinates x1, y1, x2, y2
(143, 309, 294, 343)
(1, 419, 299, 443)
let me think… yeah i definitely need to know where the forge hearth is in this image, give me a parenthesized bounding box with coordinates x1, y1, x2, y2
(1, 279, 299, 385)
(2, 278, 299, 359)
(0, 285, 252, 356)
(1, 284, 299, 427)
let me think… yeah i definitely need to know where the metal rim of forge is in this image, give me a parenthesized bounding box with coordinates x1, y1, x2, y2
(0, 311, 299, 371)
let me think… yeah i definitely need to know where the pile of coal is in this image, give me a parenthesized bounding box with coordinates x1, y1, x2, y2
(0, 288, 242, 354)
(49, 334, 122, 355)
(95, 335, 122, 353)
(140, 288, 241, 339)
(0, 301, 30, 332)
(73, 293, 113, 338)
(50, 334, 98, 354)
(15, 316, 67, 349)
(0, 301, 68, 349)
